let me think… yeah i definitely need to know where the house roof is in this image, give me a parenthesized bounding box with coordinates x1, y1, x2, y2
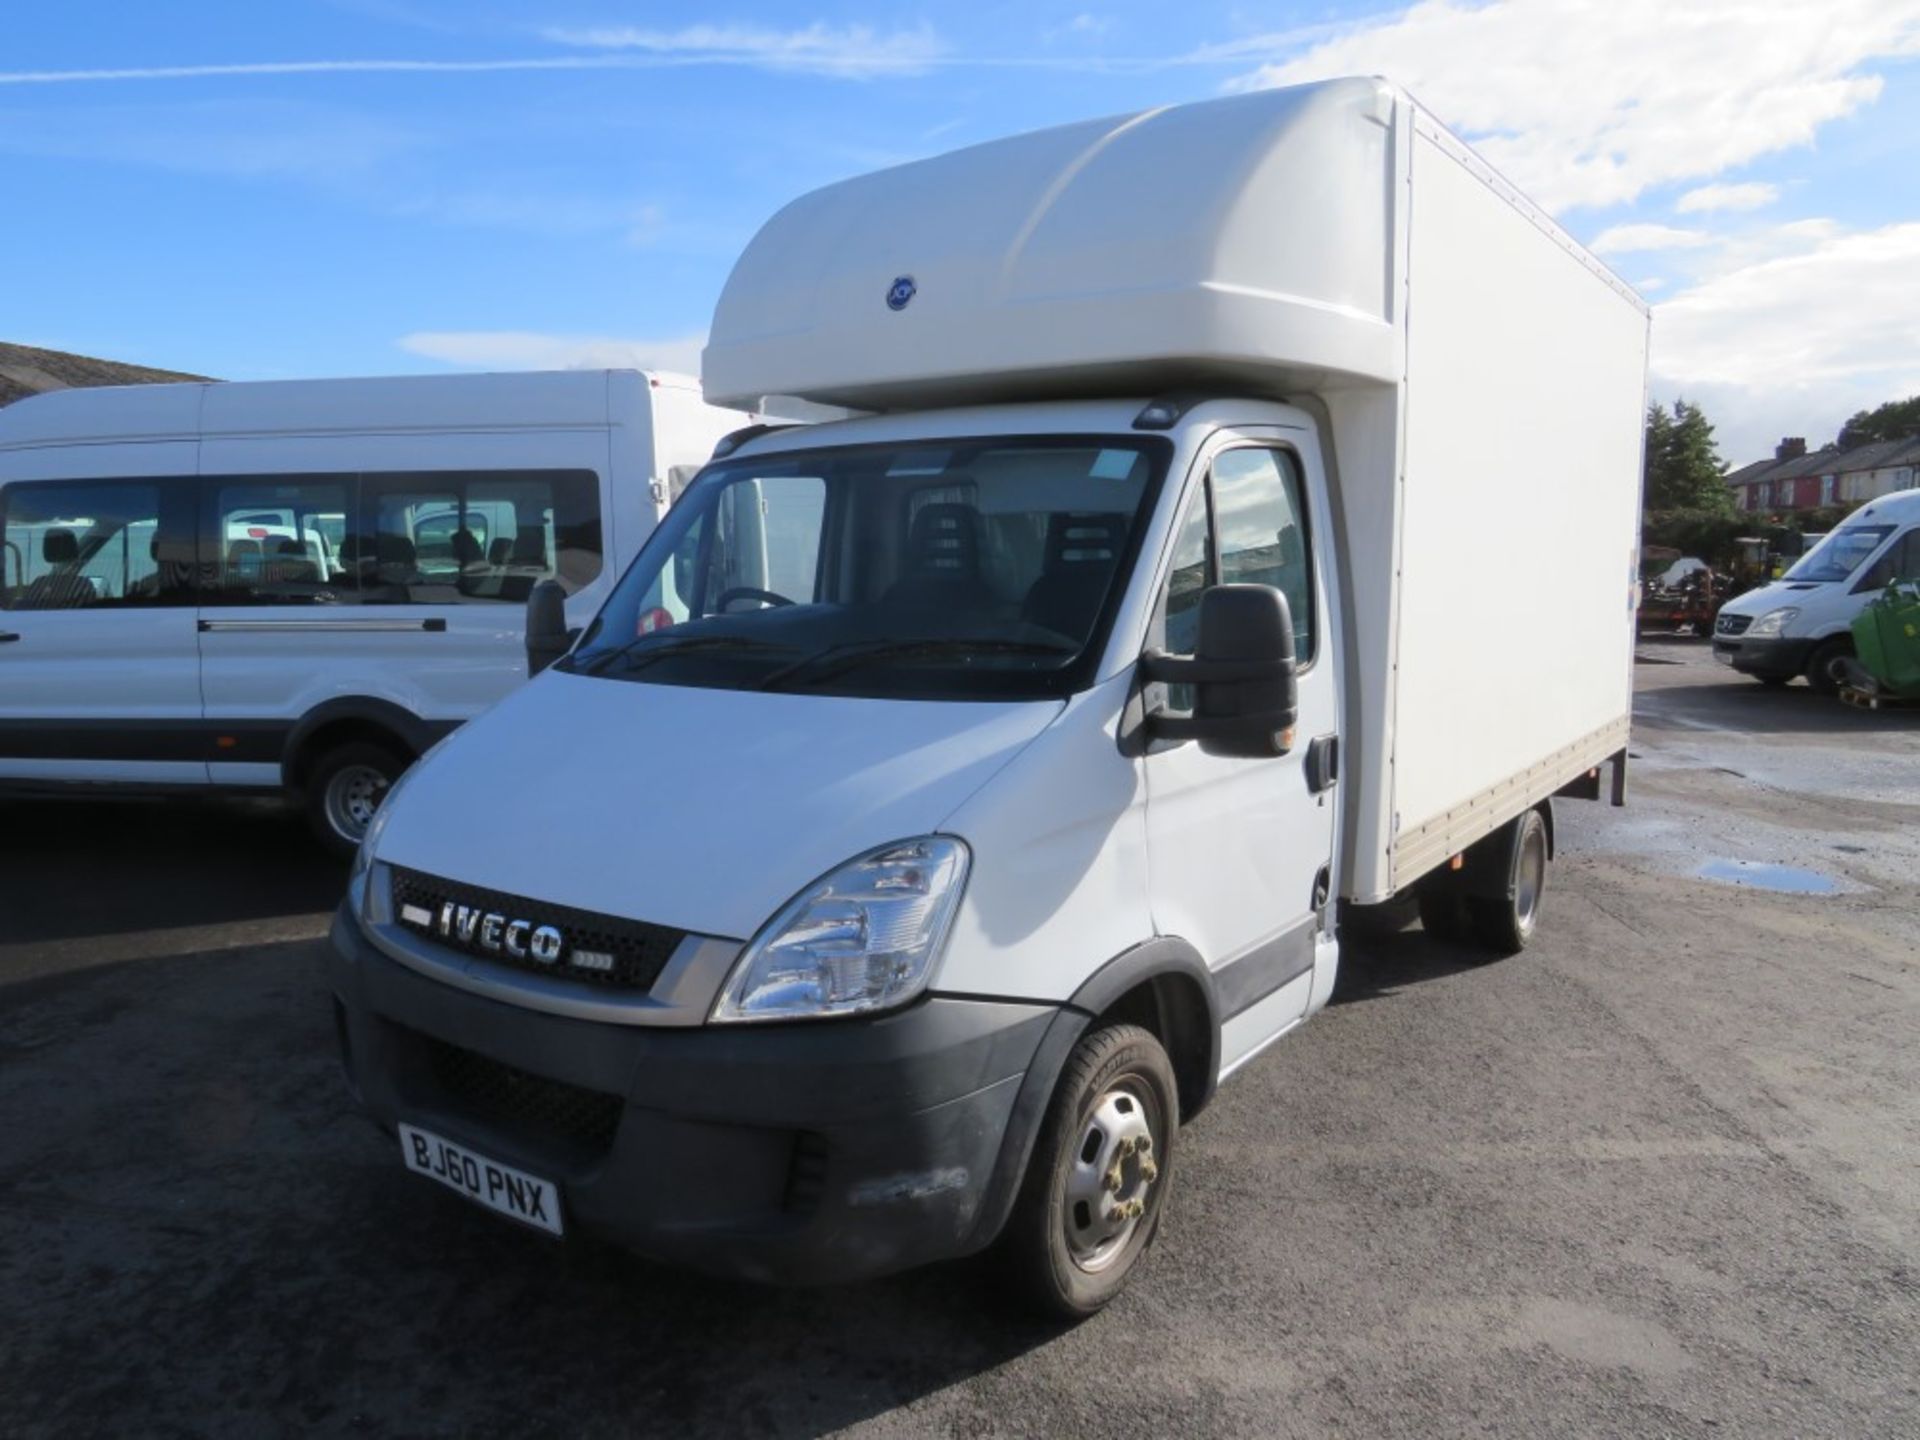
(1725, 434, 1920, 489)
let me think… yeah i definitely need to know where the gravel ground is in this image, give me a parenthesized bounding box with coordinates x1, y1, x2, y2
(1, 638, 1915, 1438)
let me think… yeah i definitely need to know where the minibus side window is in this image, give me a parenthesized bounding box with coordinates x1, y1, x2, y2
(206, 478, 356, 605)
(0, 480, 189, 610)
(356, 470, 603, 604)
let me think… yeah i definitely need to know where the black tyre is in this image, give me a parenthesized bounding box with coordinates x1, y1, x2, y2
(1416, 882, 1471, 943)
(1467, 808, 1550, 956)
(1000, 1023, 1178, 1319)
(1804, 637, 1851, 696)
(306, 741, 407, 856)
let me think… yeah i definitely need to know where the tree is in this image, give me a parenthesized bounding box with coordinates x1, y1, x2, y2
(1836, 395, 1920, 450)
(1643, 398, 1731, 513)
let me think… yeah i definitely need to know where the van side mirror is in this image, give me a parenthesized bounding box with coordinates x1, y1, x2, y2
(1141, 585, 1298, 758)
(526, 579, 574, 676)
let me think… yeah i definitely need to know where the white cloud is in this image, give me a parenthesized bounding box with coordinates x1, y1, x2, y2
(1635, 277, 1665, 292)
(1228, 0, 1920, 212)
(398, 330, 708, 377)
(1650, 222, 1920, 461)
(1589, 224, 1715, 256)
(1675, 181, 1780, 214)
(541, 22, 942, 78)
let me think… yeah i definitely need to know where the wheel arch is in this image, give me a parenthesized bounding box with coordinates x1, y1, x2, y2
(282, 698, 450, 792)
(964, 937, 1220, 1257)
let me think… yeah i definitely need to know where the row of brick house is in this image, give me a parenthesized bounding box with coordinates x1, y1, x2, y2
(1724, 435, 1920, 513)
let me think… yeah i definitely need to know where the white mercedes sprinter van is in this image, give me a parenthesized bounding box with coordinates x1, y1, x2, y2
(1712, 489, 1920, 691)
(330, 79, 1643, 1313)
(0, 369, 755, 849)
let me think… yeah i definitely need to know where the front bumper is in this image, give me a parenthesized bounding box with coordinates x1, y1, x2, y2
(1712, 634, 1813, 677)
(328, 905, 1063, 1284)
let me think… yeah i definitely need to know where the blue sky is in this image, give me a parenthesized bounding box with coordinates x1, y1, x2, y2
(4, 1, 1918, 463)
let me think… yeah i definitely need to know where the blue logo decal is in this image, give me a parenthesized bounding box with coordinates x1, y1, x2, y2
(886, 275, 917, 311)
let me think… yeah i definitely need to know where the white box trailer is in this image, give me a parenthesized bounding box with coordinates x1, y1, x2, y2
(705, 75, 1645, 904)
(333, 78, 1645, 1313)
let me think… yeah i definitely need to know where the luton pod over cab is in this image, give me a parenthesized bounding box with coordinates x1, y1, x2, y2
(331, 78, 1644, 1313)
(0, 369, 758, 851)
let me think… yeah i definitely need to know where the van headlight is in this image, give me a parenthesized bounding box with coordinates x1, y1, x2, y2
(711, 837, 970, 1024)
(1747, 606, 1801, 638)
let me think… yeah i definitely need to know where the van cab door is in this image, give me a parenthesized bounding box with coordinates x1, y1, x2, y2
(1140, 433, 1340, 1071)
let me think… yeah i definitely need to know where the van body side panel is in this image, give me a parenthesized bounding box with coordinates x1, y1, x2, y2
(1385, 126, 1644, 892)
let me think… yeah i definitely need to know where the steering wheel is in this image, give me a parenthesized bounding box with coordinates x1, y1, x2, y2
(713, 586, 796, 612)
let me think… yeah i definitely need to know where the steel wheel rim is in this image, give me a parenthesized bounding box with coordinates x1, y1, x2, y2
(1063, 1076, 1163, 1273)
(325, 764, 390, 841)
(1515, 824, 1547, 933)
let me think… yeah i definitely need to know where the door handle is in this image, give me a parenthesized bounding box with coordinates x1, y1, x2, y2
(1305, 733, 1338, 793)
(0, 632, 20, 643)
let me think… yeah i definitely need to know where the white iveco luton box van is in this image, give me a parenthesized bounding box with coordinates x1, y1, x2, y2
(0, 369, 754, 849)
(331, 79, 1645, 1313)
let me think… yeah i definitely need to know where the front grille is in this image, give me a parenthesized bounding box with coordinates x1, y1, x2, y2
(390, 866, 685, 992)
(421, 1032, 624, 1155)
(1716, 612, 1753, 637)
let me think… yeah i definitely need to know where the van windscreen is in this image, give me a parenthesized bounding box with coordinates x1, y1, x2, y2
(566, 435, 1171, 701)
(1784, 524, 1895, 583)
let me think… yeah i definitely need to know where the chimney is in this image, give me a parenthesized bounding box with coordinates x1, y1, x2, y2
(1775, 437, 1807, 460)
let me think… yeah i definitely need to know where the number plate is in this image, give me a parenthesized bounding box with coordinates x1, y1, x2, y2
(399, 1123, 563, 1237)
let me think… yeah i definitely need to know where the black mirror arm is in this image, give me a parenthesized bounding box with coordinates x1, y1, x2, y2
(1139, 650, 1296, 686)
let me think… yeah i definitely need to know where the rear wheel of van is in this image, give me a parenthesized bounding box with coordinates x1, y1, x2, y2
(1000, 1023, 1177, 1319)
(1467, 808, 1549, 956)
(307, 741, 407, 857)
(1804, 637, 1852, 696)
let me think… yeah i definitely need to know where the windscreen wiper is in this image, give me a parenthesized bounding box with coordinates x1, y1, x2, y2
(758, 636, 1076, 690)
(574, 633, 787, 678)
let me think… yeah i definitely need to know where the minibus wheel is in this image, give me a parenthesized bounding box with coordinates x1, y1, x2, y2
(1468, 808, 1549, 956)
(1000, 1023, 1177, 1318)
(307, 742, 406, 856)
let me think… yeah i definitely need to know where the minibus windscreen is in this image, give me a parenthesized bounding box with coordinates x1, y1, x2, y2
(567, 436, 1171, 701)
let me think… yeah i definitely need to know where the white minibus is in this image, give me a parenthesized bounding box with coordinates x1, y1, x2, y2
(0, 369, 755, 849)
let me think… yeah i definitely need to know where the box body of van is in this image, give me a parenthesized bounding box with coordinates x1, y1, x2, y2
(330, 79, 1645, 1311)
(1713, 490, 1920, 691)
(0, 369, 754, 846)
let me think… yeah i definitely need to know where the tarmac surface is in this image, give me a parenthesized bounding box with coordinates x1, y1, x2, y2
(2, 638, 1916, 1437)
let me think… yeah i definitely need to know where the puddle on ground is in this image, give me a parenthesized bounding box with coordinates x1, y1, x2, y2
(1696, 858, 1841, 894)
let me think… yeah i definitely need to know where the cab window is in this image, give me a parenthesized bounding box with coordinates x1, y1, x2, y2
(1210, 447, 1315, 661)
(1152, 446, 1316, 678)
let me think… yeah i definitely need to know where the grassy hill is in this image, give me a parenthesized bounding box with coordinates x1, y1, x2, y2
(0, 342, 210, 408)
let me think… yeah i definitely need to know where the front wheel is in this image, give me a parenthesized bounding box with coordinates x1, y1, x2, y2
(1804, 637, 1852, 696)
(999, 1024, 1178, 1318)
(306, 741, 407, 856)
